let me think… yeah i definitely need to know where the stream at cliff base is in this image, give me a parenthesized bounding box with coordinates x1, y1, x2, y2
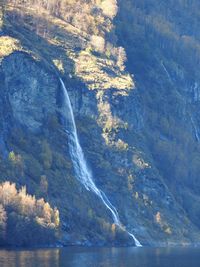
(0, 246, 199, 267)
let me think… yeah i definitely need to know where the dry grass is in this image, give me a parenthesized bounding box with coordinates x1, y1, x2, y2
(0, 36, 22, 59)
(74, 50, 134, 92)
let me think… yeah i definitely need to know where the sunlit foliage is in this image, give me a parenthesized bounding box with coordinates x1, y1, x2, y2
(0, 181, 60, 246)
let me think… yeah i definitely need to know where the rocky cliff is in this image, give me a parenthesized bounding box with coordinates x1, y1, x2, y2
(0, 0, 200, 247)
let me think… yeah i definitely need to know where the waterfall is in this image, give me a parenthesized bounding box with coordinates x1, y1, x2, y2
(60, 79, 142, 247)
(190, 116, 200, 142)
(161, 61, 173, 84)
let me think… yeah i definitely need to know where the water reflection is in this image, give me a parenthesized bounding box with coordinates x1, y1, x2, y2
(0, 249, 59, 267)
(0, 246, 200, 267)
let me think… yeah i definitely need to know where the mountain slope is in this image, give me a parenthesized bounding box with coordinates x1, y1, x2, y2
(0, 0, 200, 246)
(116, 0, 200, 233)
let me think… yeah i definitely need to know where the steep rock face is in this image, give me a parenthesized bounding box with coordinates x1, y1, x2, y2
(2, 52, 58, 131)
(81, 86, 199, 245)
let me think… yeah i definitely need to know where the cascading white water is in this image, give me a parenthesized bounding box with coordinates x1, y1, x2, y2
(60, 79, 142, 247)
(190, 116, 200, 142)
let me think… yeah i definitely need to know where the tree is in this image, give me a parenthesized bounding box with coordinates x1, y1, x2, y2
(0, 1, 5, 31)
(40, 140, 52, 169)
(52, 208, 60, 227)
(0, 181, 17, 207)
(90, 35, 105, 53)
(39, 175, 48, 196)
(111, 223, 116, 240)
(0, 181, 60, 246)
(117, 47, 127, 71)
(100, 0, 118, 19)
(0, 204, 7, 243)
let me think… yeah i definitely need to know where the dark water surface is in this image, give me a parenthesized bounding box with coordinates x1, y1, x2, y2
(0, 246, 199, 267)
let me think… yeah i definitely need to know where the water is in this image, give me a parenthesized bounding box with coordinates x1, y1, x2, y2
(60, 79, 141, 246)
(0, 247, 200, 267)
